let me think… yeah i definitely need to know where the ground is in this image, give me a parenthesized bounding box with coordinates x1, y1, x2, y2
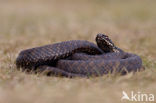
(0, 0, 156, 103)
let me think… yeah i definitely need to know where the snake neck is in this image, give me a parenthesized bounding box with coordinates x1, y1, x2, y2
(112, 46, 124, 53)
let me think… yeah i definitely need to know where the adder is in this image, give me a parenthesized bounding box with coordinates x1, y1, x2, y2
(16, 34, 142, 77)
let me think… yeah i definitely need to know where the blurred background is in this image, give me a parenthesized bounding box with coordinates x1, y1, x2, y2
(0, 0, 156, 103)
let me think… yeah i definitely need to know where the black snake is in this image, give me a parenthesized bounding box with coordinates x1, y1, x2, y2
(16, 34, 142, 77)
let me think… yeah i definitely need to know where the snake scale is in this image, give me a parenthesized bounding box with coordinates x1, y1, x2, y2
(16, 34, 142, 77)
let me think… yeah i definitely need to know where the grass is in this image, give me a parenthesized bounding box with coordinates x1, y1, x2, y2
(0, 0, 156, 103)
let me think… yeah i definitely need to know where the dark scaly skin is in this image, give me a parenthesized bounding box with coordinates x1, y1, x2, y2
(16, 34, 142, 77)
(16, 40, 103, 69)
(37, 66, 86, 78)
(57, 53, 142, 76)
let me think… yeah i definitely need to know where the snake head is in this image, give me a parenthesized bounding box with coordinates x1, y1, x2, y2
(96, 33, 116, 52)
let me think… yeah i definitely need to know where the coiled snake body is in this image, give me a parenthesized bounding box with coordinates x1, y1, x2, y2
(16, 34, 142, 77)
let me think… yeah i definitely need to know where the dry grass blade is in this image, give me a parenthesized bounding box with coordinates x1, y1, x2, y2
(0, 0, 156, 103)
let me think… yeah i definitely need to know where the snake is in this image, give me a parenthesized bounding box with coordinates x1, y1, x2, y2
(16, 34, 142, 78)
